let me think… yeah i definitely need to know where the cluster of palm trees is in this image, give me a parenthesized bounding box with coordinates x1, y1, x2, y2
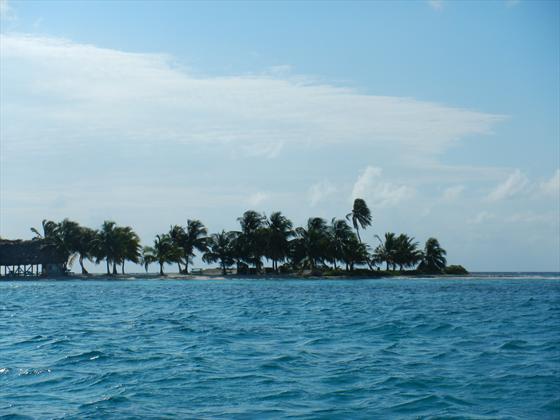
(31, 219, 141, 275)
(30, 198, 449, 276)
(140, 199, 447, 275)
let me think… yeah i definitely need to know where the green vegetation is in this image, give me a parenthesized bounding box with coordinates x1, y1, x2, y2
(25, 199, 467, 276)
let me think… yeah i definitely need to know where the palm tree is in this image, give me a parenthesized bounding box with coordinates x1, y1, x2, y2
(57, 219, 84, 270)
(265, 212, 294, 272)
(93, 221, 119, 275)
(341, 235, 370, 271)
(75, 226, 97, 274)
(141, 247, 156, 272)
(203, 230, 236, 275)
(31, 219, 67, 268)
(143, 234, 180, 275)
(30, 219, 59, 240)
(328, 218, 354, 270)
(31, 219, 82, 272)
(237, 210, 267, 272)
(169, 225, 186, 273)
(393, 233, 421, 271)
(418, 238, 447, 273)
(115, 226, 141, 274)
(294, 217, 330, 270)
(374, 232, 398, 271)
(169, 220, 208, 274)
(346, 198, 372, 243)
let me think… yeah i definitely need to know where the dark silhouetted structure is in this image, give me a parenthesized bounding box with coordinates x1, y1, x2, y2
(0, 239, 66, 277)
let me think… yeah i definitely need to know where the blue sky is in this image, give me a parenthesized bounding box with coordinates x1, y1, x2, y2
(0, 0, 558, 271)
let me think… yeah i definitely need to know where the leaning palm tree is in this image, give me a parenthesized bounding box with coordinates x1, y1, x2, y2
(346, 198, 372, 243)
(75, 226, 97, 274)
(418, 238, 447, 273)
(203, 230, 236, 275)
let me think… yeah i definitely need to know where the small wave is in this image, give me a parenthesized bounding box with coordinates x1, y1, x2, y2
(0, 367, 10, 375)
(430, 322, 454, 333)
(499, 340, 527, 350)
(79, 394, 130, 409)
(442, 394, 475, 407)
(390, 394, 446, 412)
(58, 350, 108, 365)
(18, 368, 51, 376)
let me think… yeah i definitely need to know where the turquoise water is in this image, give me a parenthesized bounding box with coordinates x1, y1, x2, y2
(1, 276, 559, 419)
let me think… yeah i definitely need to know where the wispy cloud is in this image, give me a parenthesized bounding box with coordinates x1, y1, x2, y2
(351, 166, 414, 208)
(0, 33, 504, 164)
(487, 169, 530, 201)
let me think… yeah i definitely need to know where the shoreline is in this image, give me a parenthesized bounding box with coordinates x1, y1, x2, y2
(1, 272, 559, 281)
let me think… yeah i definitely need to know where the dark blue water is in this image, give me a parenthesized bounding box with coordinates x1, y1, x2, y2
(1, 276, 559, 419)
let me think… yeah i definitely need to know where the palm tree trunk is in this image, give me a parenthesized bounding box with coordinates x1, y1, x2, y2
(79, 255, 88, 274)
(177, 262, 182, 274)
(121, 261, 125, 274)
(112, 262, 117, 275)
(106, 260, 110, 275)
(159, 262, 164, 276)
(185, 257, 189, 274)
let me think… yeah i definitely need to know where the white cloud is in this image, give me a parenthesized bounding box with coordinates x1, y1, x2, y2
(247, 192, 269, 207)
(428, 0, 444, 11)
(487, 169, 530, 201)
(539, 169, 560, 196)
(0, 33, 504, 163)
(505, 0, 520, 8)
(308, 180, 337, 206)
(442, 185, 465, 201)
(351, 166, 414, 208)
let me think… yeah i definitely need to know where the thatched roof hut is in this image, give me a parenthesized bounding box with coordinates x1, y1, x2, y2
(0, 239, 67, 267)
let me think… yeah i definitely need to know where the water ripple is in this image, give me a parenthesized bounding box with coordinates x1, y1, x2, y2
(0, 277, 559, 418)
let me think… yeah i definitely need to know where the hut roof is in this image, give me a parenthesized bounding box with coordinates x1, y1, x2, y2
(0, 239, 67, 266)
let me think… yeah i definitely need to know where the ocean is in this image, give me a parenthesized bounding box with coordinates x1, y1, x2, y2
(1, 275, 559, 418)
